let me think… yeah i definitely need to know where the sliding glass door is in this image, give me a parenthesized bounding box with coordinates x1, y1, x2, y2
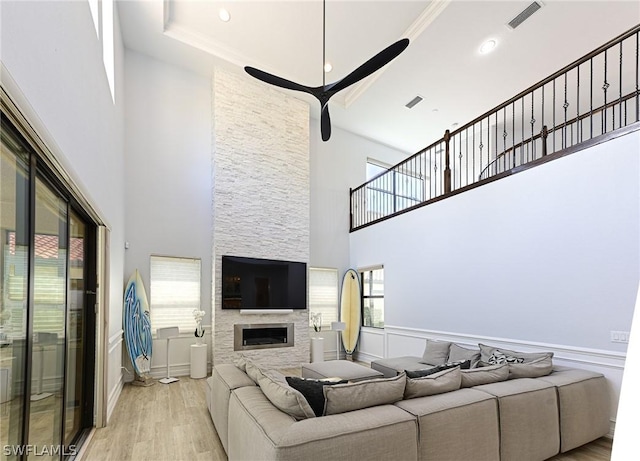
(1, 117, 96, 460)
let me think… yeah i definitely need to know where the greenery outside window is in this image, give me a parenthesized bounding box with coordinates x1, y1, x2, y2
(360, 265, 384, 328)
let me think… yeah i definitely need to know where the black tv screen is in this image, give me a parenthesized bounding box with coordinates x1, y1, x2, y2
(222, 256, 307, 309)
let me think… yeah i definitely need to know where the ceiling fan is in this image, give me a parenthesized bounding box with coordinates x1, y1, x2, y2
(244, 0, 409, 142)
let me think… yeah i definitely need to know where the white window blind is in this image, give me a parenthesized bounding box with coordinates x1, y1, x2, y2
(308, 267, 338, 329)
(150, 255, 201, 334)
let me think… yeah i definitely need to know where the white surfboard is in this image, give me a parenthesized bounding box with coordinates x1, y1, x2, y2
(340, 269, 362, 357)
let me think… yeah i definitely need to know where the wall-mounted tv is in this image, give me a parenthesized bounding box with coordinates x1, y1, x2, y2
(222, 255, 307, 310)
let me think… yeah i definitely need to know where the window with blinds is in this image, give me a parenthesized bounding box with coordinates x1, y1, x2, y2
(308, 267, 338, 329)
(150, 255, 201, 334)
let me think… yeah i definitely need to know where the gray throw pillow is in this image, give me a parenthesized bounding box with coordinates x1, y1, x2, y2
(507, 356, 553, 379)
(460, 363, 509, 388)
(256, 369, 316, 420)
(245, 360, 262, 383)
(448, 343, 481, 368)
(404, 367, 461, 399)
(420, 339, 452, 366)
(323, 373, 406, 415)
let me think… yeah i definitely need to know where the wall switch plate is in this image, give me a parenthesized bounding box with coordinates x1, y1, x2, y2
(611, 331, 630, 343)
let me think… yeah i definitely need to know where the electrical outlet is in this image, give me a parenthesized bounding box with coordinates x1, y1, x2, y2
(611, 330, 630, 343)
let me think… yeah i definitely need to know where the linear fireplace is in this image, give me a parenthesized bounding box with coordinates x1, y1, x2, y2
(234, 323, 294, 351)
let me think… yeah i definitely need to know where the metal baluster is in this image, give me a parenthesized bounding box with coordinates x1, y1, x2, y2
(590, 58, 594, 138)
(553, 77, 557, 152)
(521, 97, 525, 165)
(563, 72, 569, 149)
(603, 48, 609, 133)
(576, 66, 580, 143)
(512, 102, 516, 167)
(479, 119, 484, 179)
(503, 107, 507, 172)
(531, 90, 536, 158)
(636, 32, 639, 123)
(465, 128, 469, 186)
(619, 40, 623, 128)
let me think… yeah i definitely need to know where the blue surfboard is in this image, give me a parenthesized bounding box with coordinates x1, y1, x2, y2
(123, 269, 152, 376)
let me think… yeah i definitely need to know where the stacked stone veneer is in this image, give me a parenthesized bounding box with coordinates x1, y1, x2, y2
(211, 68, 310, 369)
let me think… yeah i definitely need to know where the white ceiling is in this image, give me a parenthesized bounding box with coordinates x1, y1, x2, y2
(117, 0, 640, 154)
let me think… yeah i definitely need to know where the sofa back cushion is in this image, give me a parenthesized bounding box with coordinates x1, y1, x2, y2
(507, 356, 553, 379)
(448, 343, 481, 367)
(323, 373, 406, 415)
(405, 360, 470, 379)
(285, 376, 347, 416)
(404, 367, 462, 399)
(420, 339, 452, 366)
(256, 369, 316, 420)
(460, 363, 509, 388)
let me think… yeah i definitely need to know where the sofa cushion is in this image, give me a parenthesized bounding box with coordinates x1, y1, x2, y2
(507, 356, 553, 379)
(285, 376, 347, 416)
(323, 373, 406, 415)
(448, 343, 481, 368)
(421, 339, 452, 366)
(460, 363, 508, 388)
(405, 359, 470, 378)
(404, 367, 462, 399)
(479, 343, 553, 364)
(256, 369, 316, 420)
(234, 354, 248, 372)
(370, 356, 424, 378)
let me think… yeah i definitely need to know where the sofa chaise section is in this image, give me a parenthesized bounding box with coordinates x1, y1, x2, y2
(208, 363, 256, 453)
(395, 387, 500, 461)
(537, 366, 610, 453)
(228, 385, 419, 461)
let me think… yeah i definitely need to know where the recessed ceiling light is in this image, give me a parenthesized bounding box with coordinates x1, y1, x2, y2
(324, 62, 333, 73)
(219, 8, 231, 22)
(479, 39, 497, 54)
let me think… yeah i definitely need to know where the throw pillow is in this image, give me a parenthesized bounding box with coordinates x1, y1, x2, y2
(420, 339, 452, 366)
(478, 343, 553, 364)
(234, 355, 248, 372)
(323, 373, 406, 416)
(285, 376, 347, 417)
(507, 356, 553, 379)
(245, 360, 263, 384)
(404, 367, 462, 399)
(256, 369, 316, 420)
(487, 350, 525, 365)
(405, 360, 470, 379)
(460, 363, 509, 388)
(448, 343, 481, 368)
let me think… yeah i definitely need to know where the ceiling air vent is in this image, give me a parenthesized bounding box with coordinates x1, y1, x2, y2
(507, 1, 543, 30)
(405, 95, 423, 109)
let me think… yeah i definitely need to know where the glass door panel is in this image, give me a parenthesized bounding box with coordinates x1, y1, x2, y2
(27, 177, 67, 460)
(1, 125, 31, 457)
(64, 211, 85, 446)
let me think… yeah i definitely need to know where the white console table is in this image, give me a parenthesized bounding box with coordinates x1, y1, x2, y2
(190, 344, 207, 379)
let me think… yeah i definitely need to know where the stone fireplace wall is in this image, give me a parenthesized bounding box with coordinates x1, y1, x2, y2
(211, 68, 310, 368)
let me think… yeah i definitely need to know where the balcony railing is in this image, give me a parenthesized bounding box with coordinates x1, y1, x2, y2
(350, 25, 640, 232)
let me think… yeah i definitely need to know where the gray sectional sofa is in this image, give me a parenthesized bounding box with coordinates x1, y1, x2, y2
(206, 340, 611, 461)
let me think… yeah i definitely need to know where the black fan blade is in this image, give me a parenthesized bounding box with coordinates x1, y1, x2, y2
(321, 104, 332, 141)
(328, 38, 409, 95)
(244, 66, 311, 94)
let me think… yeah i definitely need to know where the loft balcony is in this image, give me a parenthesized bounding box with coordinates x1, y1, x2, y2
(350, 25, 640, 232)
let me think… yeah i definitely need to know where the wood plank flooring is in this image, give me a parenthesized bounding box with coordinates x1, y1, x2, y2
(80, 375, 612, 461)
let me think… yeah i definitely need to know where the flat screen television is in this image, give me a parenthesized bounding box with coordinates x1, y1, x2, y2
(221, 255, 307, 309)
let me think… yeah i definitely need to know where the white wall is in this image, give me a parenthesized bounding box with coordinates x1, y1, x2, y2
(123, 50, 213, 378)
(310, 122, 407, 274)
(350, 130, 639, 424)
(1, 1, 126, 420)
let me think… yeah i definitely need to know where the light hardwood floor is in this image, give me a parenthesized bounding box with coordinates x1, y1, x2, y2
(80, 376, 612, 461)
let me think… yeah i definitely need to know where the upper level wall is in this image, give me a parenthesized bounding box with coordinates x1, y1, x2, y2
(350, 129, 639, 353)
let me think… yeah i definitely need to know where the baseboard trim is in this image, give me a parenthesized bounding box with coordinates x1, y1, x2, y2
(106, 375, 123, 423)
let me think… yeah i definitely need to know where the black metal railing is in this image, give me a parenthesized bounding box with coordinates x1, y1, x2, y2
(350, 24, 640, 231)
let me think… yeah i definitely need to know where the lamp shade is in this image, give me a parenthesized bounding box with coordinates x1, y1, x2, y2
(331, 321, 346, 332)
